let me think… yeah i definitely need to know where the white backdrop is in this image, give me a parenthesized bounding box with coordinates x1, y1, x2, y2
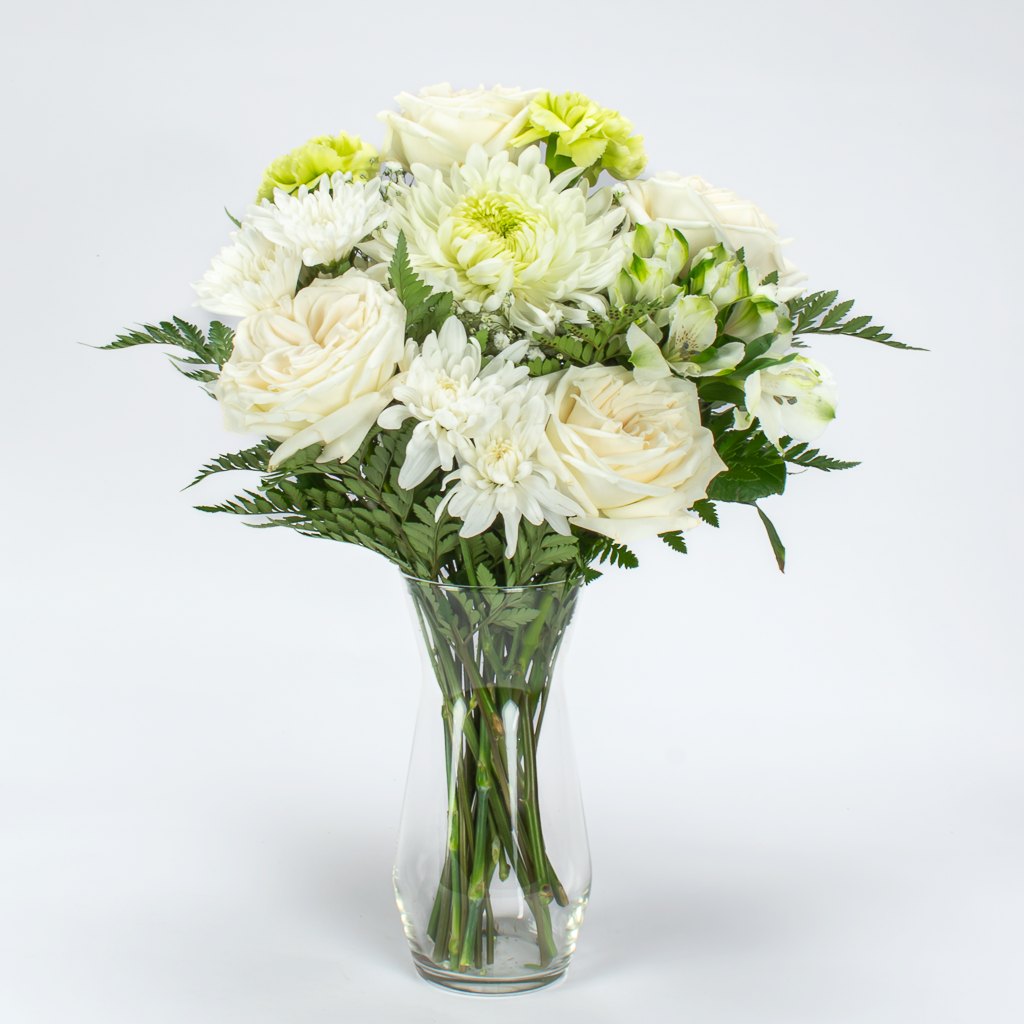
(2, 1, 1022, 1021)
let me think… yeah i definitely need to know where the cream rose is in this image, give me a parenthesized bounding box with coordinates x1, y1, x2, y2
(619, 173, 806, 301)
(216, 271, 406, 468)
(540, 365, 726, 543)
(379, 84, 539, 170)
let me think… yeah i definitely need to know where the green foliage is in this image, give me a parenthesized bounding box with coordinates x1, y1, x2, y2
(101, 317, 235, 387)
(526, 356, 565, 377)
(789, 290, 922, 350)
(535, 301, 665, 369)
(191, 426, 618, 586)
(389, 232, 455, 342)
(566, 532, 640, 584)
(695, 378, 746, 407)
(188, 441, 279, 488)
(103, 316, 234, 365)
(660, 531, 687, 554)
(781, 439, 859, 472)
(707, 426, 787, 505)
(592, 537, 640, 569)
(206, 321, 235, 365)
(755, 505, 786, 572)
(692, 499, 720, 527)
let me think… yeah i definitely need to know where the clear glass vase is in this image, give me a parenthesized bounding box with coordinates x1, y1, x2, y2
(394, 575, 590, 994)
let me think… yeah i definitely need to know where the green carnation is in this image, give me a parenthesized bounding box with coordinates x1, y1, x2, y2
(256, 133, 378, 202)
(512, 91, 646, 181)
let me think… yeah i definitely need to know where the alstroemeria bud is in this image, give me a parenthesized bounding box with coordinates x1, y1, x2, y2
(687, 244, 752, 308)
(610, 223, 688, 307)
(725, 285, 793, 346)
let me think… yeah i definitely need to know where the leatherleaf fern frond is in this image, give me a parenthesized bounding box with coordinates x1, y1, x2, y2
(781, 439, 859, 472)
(100, 317, 235, 385)
(188, 441, 279, 488)
(788, 291, 922, 350)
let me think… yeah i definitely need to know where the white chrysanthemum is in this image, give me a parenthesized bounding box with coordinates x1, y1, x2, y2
(194, 223, 302, 318)
(378, 317, 529, 489)
(248, 172, 388, 268)
(378, 145, 628, 332)
(437, 385, 583, 558)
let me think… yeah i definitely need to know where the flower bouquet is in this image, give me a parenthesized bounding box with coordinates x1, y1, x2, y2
(105, 85, 913, 993)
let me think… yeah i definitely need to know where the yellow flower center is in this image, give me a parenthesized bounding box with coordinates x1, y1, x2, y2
(487, 438, 514, 460)
(455, 193, 533, 241)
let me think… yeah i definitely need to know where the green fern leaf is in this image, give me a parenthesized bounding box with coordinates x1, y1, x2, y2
(660, 531, 688, 554)
(789, 290, 922, 350)
(188, 441, 278, 488)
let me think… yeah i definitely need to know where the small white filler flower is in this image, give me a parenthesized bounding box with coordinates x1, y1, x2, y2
(437, 385, 582, 558)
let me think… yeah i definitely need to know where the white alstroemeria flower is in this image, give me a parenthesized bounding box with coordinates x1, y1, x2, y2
(194, 223, 302, 317)
(437, 386, 582, 558)
(373, 145, 628, 333)
(741, 355, 838, 445)
(627, 296, 743, 381)
(378, 317, 529, 488)
(248, 172, 388, 268)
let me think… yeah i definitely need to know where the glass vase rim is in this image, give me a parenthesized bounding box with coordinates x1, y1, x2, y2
(400, 571, 582, 595)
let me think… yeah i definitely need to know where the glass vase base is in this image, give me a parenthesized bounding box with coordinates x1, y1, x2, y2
(411, 952, 568, 996)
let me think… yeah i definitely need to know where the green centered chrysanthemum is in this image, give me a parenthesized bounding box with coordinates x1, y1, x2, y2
(512, 91, 647, 181)
(448, 193, 540, 268)
(378, 146, 629, 333)
(256, 133, 378, 202)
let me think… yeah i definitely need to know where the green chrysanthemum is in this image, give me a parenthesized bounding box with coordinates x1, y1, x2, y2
(512, 91, 646, 181)
(256, 133, 378, 202)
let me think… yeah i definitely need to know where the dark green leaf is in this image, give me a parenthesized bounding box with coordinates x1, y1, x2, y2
(692, 499, 720, 527)
(755, 504, 786, 572)
(660, 531, 688, 554)
(707, 428, 787, 504)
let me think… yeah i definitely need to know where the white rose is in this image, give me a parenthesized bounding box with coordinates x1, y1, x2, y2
(215, 271, 406, 468)
(619, 173, 806, 300)
(742, 356, 837, 445)
(379, 83, 539, 170)
(540, 365, 726, 543)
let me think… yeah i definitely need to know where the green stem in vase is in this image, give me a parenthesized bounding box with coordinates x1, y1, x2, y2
(411, 582, 579, 973)
(447, 805, 463, 962)
(485, 890, 496, 965)
(459, 738, 493, 968)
